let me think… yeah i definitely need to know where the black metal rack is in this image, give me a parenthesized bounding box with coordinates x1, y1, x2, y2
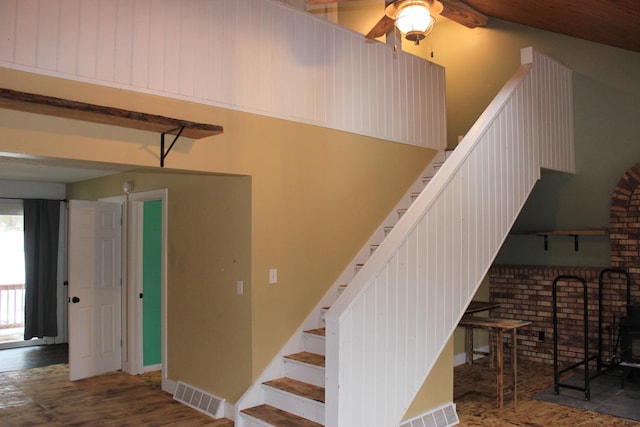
(553, 275, 598, 400)
(598, 268, 631, 373)
(553, 269, 632, 401)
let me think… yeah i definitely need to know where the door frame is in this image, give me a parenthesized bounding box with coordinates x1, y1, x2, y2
(125, 189, 168, 383)
(99, 195, 127, 373)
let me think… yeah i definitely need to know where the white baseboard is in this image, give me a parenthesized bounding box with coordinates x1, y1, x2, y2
(143, 363, 162, 373)
(163, 376, 178, 394)
(224, 400, 236, 421)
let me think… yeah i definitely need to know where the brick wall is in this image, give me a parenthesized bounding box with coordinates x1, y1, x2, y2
(610, 162, 640, 278)
(488, 162, 640, 367)
(488, 265, 632, 366)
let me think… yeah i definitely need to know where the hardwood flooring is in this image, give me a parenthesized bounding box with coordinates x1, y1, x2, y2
(0, 344, 68, 373)
(0, 351, 637, 426)
(454, 357, 639, 426)
(0, 363, 233, 426)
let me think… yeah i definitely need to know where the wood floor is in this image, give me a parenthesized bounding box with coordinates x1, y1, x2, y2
(454, 357, 639, 426)
(0, 363, 233, 426)
(0, 351, 637, 426)
(0, 344, 68, 373)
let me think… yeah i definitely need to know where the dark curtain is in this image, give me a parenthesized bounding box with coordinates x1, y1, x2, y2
(23, 199, 61, 340)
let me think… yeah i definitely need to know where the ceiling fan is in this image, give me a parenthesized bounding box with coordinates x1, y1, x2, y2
(307, 0, 487, 44)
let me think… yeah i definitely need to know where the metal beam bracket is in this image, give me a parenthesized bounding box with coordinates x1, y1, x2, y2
(160, 126, 186, 167)
(571, 234, 579, 251)
(540, 233, 581, 252)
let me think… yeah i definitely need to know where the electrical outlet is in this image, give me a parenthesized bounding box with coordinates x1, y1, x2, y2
(237, 280, 243, 295)
(269, 268, 278, 284)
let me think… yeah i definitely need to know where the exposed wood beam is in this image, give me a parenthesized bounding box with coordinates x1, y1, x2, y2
(0, 88, 223, 139)
(365, 15, 395, 39)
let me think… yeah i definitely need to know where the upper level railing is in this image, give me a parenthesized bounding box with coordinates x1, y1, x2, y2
(0, 283, 25, 330)
(324, 47, 574, 426)
(0, 0, 446, 150)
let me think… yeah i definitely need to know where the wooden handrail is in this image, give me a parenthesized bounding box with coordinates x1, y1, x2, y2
(0, 283, 24, 290)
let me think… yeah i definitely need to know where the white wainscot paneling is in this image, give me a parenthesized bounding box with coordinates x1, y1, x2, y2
(0, 0, 447, 149)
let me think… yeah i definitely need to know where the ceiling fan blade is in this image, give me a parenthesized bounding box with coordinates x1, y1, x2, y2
(365, 14, 395, 39)
(439, 0, 487, 28)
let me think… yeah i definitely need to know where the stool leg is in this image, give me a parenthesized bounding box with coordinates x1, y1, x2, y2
(466, 327, 473, 364)
(512, 329, 518, 405)
(489, 330, 494, 369)
(496, 331, 503, 409)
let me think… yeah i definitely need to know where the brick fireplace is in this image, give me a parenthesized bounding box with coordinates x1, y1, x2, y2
(489, 163, 640, 366)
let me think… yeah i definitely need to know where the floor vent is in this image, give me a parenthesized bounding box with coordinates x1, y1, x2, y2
(173, 381, 225, 419)
(400, 402, 459, 427)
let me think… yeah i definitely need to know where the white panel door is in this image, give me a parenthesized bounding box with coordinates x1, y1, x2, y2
(68, 200, 122, 381)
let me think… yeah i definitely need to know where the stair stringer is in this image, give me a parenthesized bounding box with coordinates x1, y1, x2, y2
(234, 149, 447, 425)
(325, 47, 575, 426)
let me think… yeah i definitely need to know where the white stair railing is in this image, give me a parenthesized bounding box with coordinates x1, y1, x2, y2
(325, 47, 574, 426)
(0, 284, 25, 330)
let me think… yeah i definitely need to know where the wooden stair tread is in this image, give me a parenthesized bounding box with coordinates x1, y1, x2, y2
(263, 378, 325, 403)
(284, 351, 325, 367)
(241, 404, 323, 427)
(304, 328, 325, 337)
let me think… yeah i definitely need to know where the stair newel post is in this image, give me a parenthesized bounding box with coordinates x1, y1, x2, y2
(324, 315, 340, 427)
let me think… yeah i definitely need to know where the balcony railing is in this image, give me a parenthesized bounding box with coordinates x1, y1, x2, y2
(0, 283, 25, 329)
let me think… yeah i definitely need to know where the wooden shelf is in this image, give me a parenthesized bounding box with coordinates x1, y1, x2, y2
(510, 229, 609, 251)
(465, 300, 500, 314)
(0, 88, 223, 139)
(511, 229, 608, 236)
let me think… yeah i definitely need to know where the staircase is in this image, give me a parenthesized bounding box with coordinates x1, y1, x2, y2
(239, 155, 450, 426)
(237, 47, 575, 427)
(324, 47, 574, 426)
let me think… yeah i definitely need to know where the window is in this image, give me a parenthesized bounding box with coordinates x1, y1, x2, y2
(0, 200, 24, 285)
(0, 200, 25, 340)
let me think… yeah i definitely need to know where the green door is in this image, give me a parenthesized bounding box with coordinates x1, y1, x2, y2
(143, 200, 162, 367)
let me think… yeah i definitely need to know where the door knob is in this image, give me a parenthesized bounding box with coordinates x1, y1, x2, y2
(72, 296, 80, 303)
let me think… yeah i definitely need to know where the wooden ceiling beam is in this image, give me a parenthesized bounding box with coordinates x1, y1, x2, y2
(0, 88, 223, 140)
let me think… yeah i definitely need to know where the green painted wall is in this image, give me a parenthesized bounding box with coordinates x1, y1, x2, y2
(143, 199, 162, 367)
(405, 18, 640, 267)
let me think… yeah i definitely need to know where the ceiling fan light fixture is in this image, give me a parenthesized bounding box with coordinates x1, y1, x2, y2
(387, 0, 437, 45)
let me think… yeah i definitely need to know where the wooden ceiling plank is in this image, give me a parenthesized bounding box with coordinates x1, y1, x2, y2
(460, 0, 640, 52)
(441, 0, 488, 28)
